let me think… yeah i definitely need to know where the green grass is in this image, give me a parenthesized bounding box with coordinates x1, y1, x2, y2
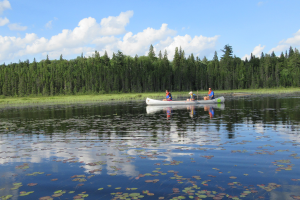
(214, 87, 300, 94)
(0, 87, 299, 107)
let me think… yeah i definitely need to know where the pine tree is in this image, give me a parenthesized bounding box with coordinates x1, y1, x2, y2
(173, 47, 180, 70)
(289, 46, 294, 58)
(163, 50, 168, 59)
(158, 50, 162, 60)
(202, 56, 208, 64)
(221, 44, 233, 59)
(213, 51, 218, 61)
(46, 55, 51, 64)
(148, 44, 156, 60)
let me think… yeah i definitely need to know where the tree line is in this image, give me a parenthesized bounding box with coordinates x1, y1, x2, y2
(0, 45, 299, 97)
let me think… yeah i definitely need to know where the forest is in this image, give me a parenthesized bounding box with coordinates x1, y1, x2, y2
(0, 45, 299, 97)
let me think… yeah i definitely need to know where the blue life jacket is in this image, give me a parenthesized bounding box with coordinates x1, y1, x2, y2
(209, 91, 215, 99)
(190, 94, 195, 100)
(166, 92, 172, 100)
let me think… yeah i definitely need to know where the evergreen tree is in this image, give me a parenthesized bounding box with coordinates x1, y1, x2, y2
(148, 44, 156, 60)
(289, 46, 294, 58)
(213, 51, 218, 61)
(158, 50, 162, 60)
(221, 44, 233, 59)
(0, 46, 299, 97)
(46, 55, 51, 64)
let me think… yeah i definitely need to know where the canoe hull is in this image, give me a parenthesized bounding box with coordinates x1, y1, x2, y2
(146, 104, 225, 114)
(197, 96, 225, 104)
(146, 96, 225, 105)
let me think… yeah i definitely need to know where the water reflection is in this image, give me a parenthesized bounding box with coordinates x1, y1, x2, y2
(146, 103, 225, 116)
(204, 105, 214, 118)
(0, 96, 300, 200)
(187, 105, 196, 118)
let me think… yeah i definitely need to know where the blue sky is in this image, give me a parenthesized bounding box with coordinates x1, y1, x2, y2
(1, 0, 300, 64)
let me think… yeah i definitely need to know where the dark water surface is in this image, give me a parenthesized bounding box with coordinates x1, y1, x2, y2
(0, 95, 300, 200)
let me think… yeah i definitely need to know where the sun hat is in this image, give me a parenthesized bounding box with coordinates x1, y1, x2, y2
(189, 91, 193, 94)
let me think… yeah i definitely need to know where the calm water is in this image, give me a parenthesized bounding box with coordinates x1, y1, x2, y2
(0, 95, 300, 200)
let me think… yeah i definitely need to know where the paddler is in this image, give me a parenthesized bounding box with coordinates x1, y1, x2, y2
(163, 90, 172, 101)
(187, 91, 195, 101)
(204, 88, 214, 100)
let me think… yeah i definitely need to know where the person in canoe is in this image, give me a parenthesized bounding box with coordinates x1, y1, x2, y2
(163, 90, 172, 101)
(186, 91, 196, 101)
(204, 88, 214, 100)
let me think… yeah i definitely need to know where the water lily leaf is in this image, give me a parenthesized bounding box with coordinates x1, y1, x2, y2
(129, 193, 140, 197)
(2, 195, 13, 200)
(19, 191, 34, 196)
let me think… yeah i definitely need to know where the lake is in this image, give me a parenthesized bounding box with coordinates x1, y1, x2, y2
(0, 94, 300, 200)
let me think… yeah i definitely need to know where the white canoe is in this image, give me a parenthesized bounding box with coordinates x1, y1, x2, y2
(146, 96, 225, 105)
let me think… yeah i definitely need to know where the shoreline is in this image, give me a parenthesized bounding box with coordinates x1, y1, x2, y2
(0, 87, 299, 108)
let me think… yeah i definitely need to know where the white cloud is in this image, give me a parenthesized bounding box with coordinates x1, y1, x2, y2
(108, 23, 176, 56)
(99, 10, 133, 35)
(45, 20, 52, 29)
(157, 34, 220, 60)
(0, 0, 11, 15)
(8, 23, 27, 31)
(0, 16, 8, 26)
(269, 29, 300, 53)
(92, 25, 218, 60)
(242, 44, 265, 60)
(0, 11, 134, 62)
(0, 10, 220, 63)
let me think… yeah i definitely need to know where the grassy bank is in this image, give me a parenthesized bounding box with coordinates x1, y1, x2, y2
(0, 87, 299, 107)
